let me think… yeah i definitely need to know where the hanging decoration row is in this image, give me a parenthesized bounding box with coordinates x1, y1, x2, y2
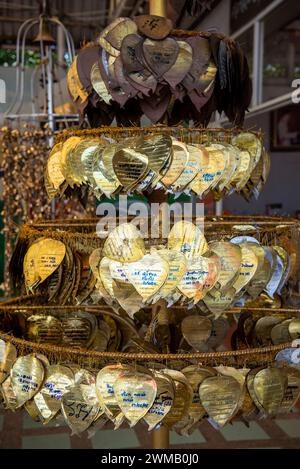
(46, 128, 268, 202)
(1, 301, 300, 354)
(10, 218, 299, 316)
(0, 335, 299, 436)
(67, 15, 252, 126)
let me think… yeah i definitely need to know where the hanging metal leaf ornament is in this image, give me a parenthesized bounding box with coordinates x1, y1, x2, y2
(230, 242, 258, 294)
(61, 313, 96, 349)
(181, 315, 212, 351)
(112, 147, 149, 189)
(276, 348, 300, 366)
(99, 257, 115, 297)
(261, 247, 278, 295)
(126, 252, 169, 302)
(60, 136, 82, 178)
(120, 33, 145, 73)
(171, 144, 202, 192)
(112, 279, 144, 319)
(216, 144, 238, 193)
(98, 17, 137, 55)
(196, 252, 221, 302)
(114, 369, 157, 427)
(197, 58, 217, 94)
(152, 249, 186, 301)
(0, 340, 17, 384)
(11, 355, 44, 408)
(67, 138, 99, 187)
(103, 223, 146, 263)
(144, 371, 175, 431)
(100, 143, 122, 181)
(181, 365, 217, 429)
(34, 365, 74, 423)
(206, 317, 230, 350)
(136, 134, 172, 176)
(168, 221, 208, 259)
(182, 36, 211, 92)
(271, 319, 293, 345)
(199, 375, 242, 428)
(164, 41, 193, 89)
(67, 56, 89, 103)
(245, 367, 269, 414)
(91, 146, 121, 198)
(61, 384, 101, 435)
(114, 55, 140, 100)
(244, 243, 272, 299)
(231, 149, 252, 191)
(162, 369, 193, 430)
(89, 324, 110, 352)
(289, 318, 300, 340)
(203, 287, 236, 316)
(134, 15, 173, 40)
(280, 367, 300, 412)
(189, 146, 220, 197)
(273, 246, 291, 295)
(96, 365, 127, 423)
(215, 366, 248, 411)
(23, 238, 66, 292)
(45, 143, 65, 200)
(254, 316, 283, 347)
(66, 13, 253, 126)
(109, 259, 130, 283)
(231, 132, 262, 173)
(25, 398, 44, 423)
(127, 69, 157, 95)
(1, 376, 18, 410)
(253, 367, 287, 416)
(89, 248, 111, 302)
(67, 56, 80, 101)
(44, 130, 268, 201)
(91, 62, 113, 105)
(205, 145, 228, 191)
(160, 140, 188, 188)
(177, 254, 219, 302)
(209, 241, 241, 292)
(142, 37, 179, 78)
(26, 315, 63, 345)
(97, 24, 121, 57)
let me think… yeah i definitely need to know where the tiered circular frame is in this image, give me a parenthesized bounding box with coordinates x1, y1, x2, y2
(0, 298, 298, 368)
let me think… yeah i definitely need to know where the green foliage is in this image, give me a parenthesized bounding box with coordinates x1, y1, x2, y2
(0, 48, 41, 67)
(264, 63, 286, 78)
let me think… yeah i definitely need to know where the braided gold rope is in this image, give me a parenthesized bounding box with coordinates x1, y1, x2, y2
(17, 217, 299, 244)
(0, 331, 290, 362)
(1, 303, 300, 316)
(54, 126, 263, 145)
(0, 297, 295, 366)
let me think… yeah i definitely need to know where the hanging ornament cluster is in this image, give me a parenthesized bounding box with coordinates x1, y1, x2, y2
(3, 4, 300, 448)
(9, 218, 299, 317)
(67, 15, 252, 127)
(2, 301, 300, 355)
(233, 311, 300, 349)
(87, 222, 293, 317)
(46, 128, 269, 202)
(0, 334, 299, 435)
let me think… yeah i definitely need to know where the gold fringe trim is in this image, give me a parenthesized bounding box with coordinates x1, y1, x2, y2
(54, 125, 263, 145)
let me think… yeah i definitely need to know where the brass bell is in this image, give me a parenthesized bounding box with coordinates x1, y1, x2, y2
(33, 20, 55, 45)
